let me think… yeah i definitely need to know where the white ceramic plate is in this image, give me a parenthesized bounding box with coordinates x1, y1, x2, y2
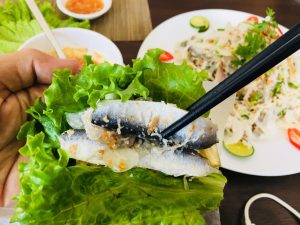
(20, 27, 123, 65)
(137, 9, 300, 176)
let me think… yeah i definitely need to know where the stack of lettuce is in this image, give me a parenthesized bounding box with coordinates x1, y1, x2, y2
(0, 0, 89, 54)
(12, 49, 226, 225)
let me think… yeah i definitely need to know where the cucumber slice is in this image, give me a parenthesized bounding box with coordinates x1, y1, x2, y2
(223, 141, 254, 157)
(190, 16, 210, 32)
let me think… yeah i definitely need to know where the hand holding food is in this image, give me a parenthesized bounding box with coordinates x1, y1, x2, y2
(0, 49, 79, 207)
(9, 49, 226, 225)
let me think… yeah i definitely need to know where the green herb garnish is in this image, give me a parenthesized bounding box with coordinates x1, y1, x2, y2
(272, 81, 283, 96)
(232, 8, 279, 67)
(249, 91, 263, 104)
(277, 108, 287, 118)
(241, 114, 250, 120)
(288, 81, 299, 89)
(248, 91, 264, 106)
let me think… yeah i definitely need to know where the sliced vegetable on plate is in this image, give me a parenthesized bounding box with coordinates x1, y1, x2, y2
(158, 50, 174, 62)
(288, 128, 300, 150)
(246, 16, 259, 22)
(223, 141, 254, 157)
(190, 15, 210, 32)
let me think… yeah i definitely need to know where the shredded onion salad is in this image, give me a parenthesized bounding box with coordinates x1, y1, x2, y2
(175, 9, 300, 146)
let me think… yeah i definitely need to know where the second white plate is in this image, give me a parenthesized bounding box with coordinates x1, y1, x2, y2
(137, 9, 300, 176)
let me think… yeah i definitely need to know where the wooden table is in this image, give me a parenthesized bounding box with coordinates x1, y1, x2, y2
(100, 1, 300, 225)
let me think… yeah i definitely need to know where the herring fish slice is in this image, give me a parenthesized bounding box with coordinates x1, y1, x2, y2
(59, 129, 217, 177)
(91, 100, 218, 150)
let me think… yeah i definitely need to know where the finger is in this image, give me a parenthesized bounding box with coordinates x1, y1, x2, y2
(33, 52, 80, 84)
(0, 141, 25, 207)
(0, 48, 79, 93)
(0, 85, 48, 150)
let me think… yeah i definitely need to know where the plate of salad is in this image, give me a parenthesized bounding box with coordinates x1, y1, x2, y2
(137, 9, 300, 176)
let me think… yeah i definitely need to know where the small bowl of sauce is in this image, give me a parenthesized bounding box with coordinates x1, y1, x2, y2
(56, 0, 112, 20)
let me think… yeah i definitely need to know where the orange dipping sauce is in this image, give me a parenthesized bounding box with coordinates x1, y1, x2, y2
(65, 0, 104, 14)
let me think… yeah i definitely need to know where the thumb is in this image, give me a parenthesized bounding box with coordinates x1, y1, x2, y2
(33, 51, 80, 84)
(0, 49, 80, 93)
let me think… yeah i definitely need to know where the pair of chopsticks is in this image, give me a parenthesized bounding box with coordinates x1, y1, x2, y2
(161, 22, 300, 139)
(25, 0, 65, 59)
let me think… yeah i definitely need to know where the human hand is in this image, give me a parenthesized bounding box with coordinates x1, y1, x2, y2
(0, 49, 79, 207)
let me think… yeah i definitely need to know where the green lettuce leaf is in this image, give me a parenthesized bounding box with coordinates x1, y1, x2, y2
(133, 49, 209, 109)
(24, 50, 208, 143)
(0, 0, 90, 54)
(13, 50, 225, 225)
(36, 59, 149, 142)
(40, 2, 89, 28)
(12, 133, 226, 225)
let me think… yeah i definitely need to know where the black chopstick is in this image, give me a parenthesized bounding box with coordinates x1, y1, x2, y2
(161, 22, 300, 139)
